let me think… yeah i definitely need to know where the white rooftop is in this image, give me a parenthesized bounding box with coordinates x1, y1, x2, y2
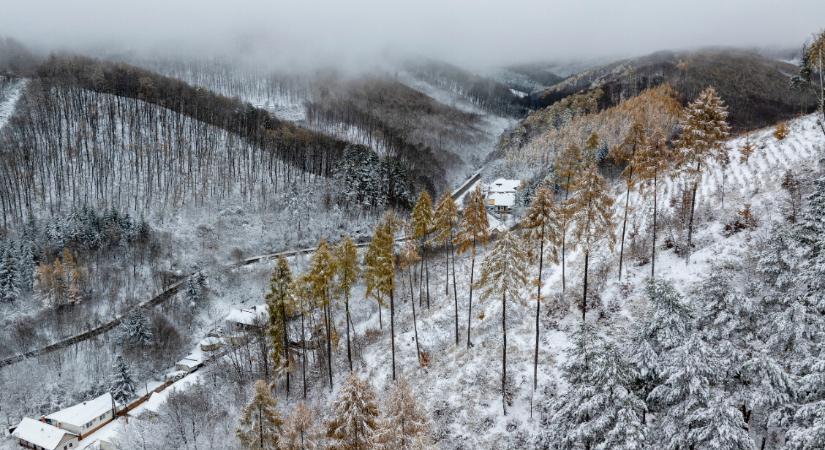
(488, 178, 521, 193)
(487, 192, 517, 207)
(226, 304, 268, 326)
(12, 417, 76, 450)
(47, 393, 113, 425)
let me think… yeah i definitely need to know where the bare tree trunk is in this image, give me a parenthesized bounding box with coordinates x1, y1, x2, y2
(618, 184, 631, 280)
(467, 239, 476, 348)
(651, 171, 658, 279)
(324, 302, 333, 390)
(502, 290, 507, 416)
(390, 287, 396, 380)
(451, 231, 460, 346)
(408, 268, 421, 364)
(345, 293, 352, 372)
(582, 251, 589, 322)
(532, 225, 544, 418)
(686, 166, 700, 263)
(301, 309, 307, 399)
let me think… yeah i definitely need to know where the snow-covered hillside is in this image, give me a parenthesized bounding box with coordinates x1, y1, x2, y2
(0, 77, 26, 129)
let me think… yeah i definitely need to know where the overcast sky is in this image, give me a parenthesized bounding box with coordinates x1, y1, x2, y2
(2, 0, 823, 69)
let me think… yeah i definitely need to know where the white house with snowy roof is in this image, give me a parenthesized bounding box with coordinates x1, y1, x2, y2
(43, 393, 115, 439)
(12, 417, 79, 450)
(485, 178, 522, 214)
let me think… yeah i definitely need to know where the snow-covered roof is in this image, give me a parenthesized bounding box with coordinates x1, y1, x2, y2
(225, 305, 268, 325)
(487, 192, 516, 207)
(47, 393, 113, 426)
(200, 336, 222, 346)
(12, 417, 76, 450)
(488, 178, 521, 193)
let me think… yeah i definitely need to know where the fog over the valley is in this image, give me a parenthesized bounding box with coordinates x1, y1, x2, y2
(2, 0, 824, 69)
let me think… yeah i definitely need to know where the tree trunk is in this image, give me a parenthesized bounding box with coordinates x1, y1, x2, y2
(651, 171, 658, 279)
(451, 232, 460, 346)
(502, 290, 507, 416)
(281, 303, 290, 397)
(618, 184, 631, 280)
(324, 303, 333, 390)
(408, 268, 421, 364)
(425, 252, 430, 309)
(467, 239, 476, 348)
(582, 251, 589, 322)
(345, 294, 352, 372)
(377, 292, 383, 330)
(390, 287, 396, 381)
(686, 162, 700, 263)
(532, 226, 544, 417)
(301, 309, 307, 399)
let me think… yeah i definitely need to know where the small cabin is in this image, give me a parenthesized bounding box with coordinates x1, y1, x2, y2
(225, 305, 268, 332)
(485, 179, 522, 214)
(44, 393, 115, 439)
(199, 336, 223, 352)
(174, 352, 205, 373)
(12, 417, 79, 450)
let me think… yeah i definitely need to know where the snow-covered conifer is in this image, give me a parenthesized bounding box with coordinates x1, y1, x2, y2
(432, 192, 460, 345)
(411, 191, 433, 309)
(475, 230, 530, 414)
(334, 236, 360, 372)
(282, 402, 319, 450)
(456, 185, 489, 347)
(236, 380, 283, 450)
(375, 378, 431, 449)
(110, 355, 136, 405)
(266, 255, 292, 392)
(554, 143, 584, 292)
(326, 373, 380, 450)
(0, 247, 19, 302)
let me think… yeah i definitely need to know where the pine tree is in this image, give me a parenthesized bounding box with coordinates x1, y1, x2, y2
(326, 373, 380, 450)
(674, 87, 730, 262)
(521, 184, 562, 408)
(456, 185, 489, 347)
(363, 227, 385, 330)
(786, 360, 825, 450)
(335, 236, 360, 372)
(110, 355, 136, 405)
(634, 132, 671, 278)
(399, 230, 422, 365)
(569, 147, 615, 321)
(292, 273, 313, 399)
(266, 255, 292, 392)
(432, 193, 460, 345)
(0, 247, 19, 302)
(739, 137, 755, 164)
(308, 240, 336, 389)
(236, 380, 284, 450)
(411, 191, 433, 309)
(184, 276, 202, 306)
(475, 231, 530, 415)
(612, 121, 647, 280)
(774, 121, 790, 140)
(555, 143, 584, 293)
(282, 402, 319, 450)
(117, 309, 153, 348)
(375, 378, 431, 449)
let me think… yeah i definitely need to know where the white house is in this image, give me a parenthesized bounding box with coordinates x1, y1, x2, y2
(225, 305, 268, 332)
(12, 417, 79, 450)
(175, 352, 206, 373)
(44, 393, 115, 439)
(485, 179, 522, 214)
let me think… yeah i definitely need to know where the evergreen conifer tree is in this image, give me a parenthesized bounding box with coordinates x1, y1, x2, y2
(375, 378, 431, 449)
(110, 355, 136, 405)
(282, 402, 319, 450)
(308, 240, 336, 389)
(554, 143, 584, 293)
(411, 191, 433, 309)
(266, 255, 292, 392)
(0, 247, 19, 302)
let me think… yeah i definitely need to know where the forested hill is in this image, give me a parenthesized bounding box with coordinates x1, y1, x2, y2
(35, 55, 348, 178)
(529, 48, 816, 131)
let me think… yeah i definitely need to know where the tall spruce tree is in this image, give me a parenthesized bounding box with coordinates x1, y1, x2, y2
(335, 236, 360, 372)
(432, 193, 460, 345)
(569, 143, 615, 321)
(265, 255, 292, 392)
(456, 185, 489, 347)
(327, 373, 380, 450)
(674, 87, 730, 262)
(236, 380, 284, 450)
(110, 355, 136, 405)
(521, 184, 562, 408)
(0, 247, 20, 302)
(475, 231, 530, 415)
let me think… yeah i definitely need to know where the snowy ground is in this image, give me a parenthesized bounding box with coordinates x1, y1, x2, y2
(0, 78, 26, 129)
